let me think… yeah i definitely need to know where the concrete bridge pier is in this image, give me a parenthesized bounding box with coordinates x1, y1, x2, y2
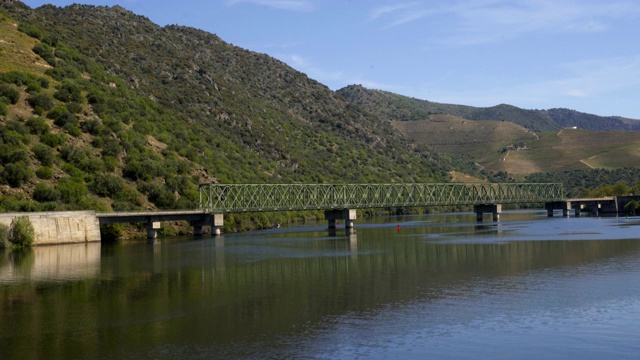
(147, 221, 161, 240)
(474, 204, 501, 222)
(545, 201, 571, 217)
(191, 214, 224, 236)
(325, 209, 356, 229)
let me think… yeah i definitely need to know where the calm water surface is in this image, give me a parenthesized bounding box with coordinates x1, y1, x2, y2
(1, 211, 640, 359)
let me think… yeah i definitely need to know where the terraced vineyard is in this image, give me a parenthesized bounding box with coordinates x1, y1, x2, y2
(393, 116, 640, 178)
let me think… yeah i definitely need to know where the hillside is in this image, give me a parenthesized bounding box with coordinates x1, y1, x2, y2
(393, 117, 640, 177)
(338, 85, 640, 133)
(2, 1, 639, 230)
(0, 2, 455, 231)
(338, 85, 640, 178)
(391, 113, 538, 154)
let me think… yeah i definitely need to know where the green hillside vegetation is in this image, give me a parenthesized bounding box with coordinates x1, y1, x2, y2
(526, 168, 640, 198)
(338, 85, 558, 132)
(338, 85, 640, 133)
(0, 3, 457, 234)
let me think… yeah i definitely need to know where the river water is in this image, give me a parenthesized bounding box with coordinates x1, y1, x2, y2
(1, 211, 640, 359)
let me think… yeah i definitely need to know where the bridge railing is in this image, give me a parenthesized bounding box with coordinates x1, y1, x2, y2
(198, 183, 564, 213)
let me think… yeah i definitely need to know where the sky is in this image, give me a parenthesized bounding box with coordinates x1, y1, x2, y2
(21, 0, 640, 119)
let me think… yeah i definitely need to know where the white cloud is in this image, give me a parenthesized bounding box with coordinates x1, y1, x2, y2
(273, 53, 401, 91)
(552, 56, 640, 97)
(367, 3, 419, 21)
(368, 0, 640, 45)
(227, 0, 313, 12)
(420, 54, 640, 115)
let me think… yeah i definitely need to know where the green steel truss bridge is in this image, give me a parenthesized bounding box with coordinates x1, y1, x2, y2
(198, 183, 564, 213)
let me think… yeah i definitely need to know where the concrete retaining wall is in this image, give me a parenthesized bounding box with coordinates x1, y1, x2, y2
(0, 211, 101, 245)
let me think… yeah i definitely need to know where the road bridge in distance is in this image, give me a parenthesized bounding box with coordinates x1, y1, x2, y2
(546, 196, 640, 217)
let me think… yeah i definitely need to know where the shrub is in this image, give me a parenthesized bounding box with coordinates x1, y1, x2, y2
(26, 82, 42, 94)
(0, 223, 9, 249)
(100, 223, 124, 241)
(7, 149, 30, 164)
(138, 181, 176, 209)
(35, 166, 54, 180)
(0, 83, 20, 104)
(3, 162, 32, 187)
(60, 163, 84, 178)
(26, 117, 50, 135)
(103, 156, 119, 172)
(40, 132, 64, 147)
(53, 81, 83, 103)
(18, 23, 45, 40)
(67, 125, 81, 137)
(33, 183, 61, 202)
(56, 177, 87, 204)
(10, 216, 35, 248)
(81, 118, 106, 135)
(48, 106, 77, 128)
(1, 129, 25, 146)
(112, 200, 137, 211)
(5, 120, 30, 136)
(0, 71, 37, 87)
(113, 185, 141, 204)
(66, 102, 83, 114)
(32, 42, 56, 66)
(33, 143, 55, 166)
(624, 200, 640, 215)
(27, 93, 54, 113)
(101, 137, 122, 157)
(38, 77, 50, 89)
(90, 174, 125, 197)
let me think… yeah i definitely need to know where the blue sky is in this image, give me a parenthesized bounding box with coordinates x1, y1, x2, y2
(22, 0, 640, 119)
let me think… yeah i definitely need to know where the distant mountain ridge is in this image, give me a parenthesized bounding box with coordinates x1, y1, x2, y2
(337, 85, 640, 133)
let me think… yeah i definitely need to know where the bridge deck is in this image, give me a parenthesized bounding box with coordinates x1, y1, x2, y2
(566, 197, 616, 202)
(97, 210, 207, 225)
(199, 183, 564, 213)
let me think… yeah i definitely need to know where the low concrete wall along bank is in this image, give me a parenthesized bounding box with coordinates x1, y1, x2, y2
(0, 211, 101, 245)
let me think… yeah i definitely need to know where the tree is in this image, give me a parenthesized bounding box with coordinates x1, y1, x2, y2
(33, 183, 61, 202)
(10, 216, 35, 248)
(0, 223, 9, 248)
(56, 177, 87, 204)
(612, 181, 631, 196)
(2, 162, 33, 187)
(0, 83, 20, 104)
(33, 143, 55, 166)
(624, 200, 640, 216)
(27, 93, 55, 113)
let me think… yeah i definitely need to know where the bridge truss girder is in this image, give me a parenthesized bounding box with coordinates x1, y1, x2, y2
(198, 183, 564, 213)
